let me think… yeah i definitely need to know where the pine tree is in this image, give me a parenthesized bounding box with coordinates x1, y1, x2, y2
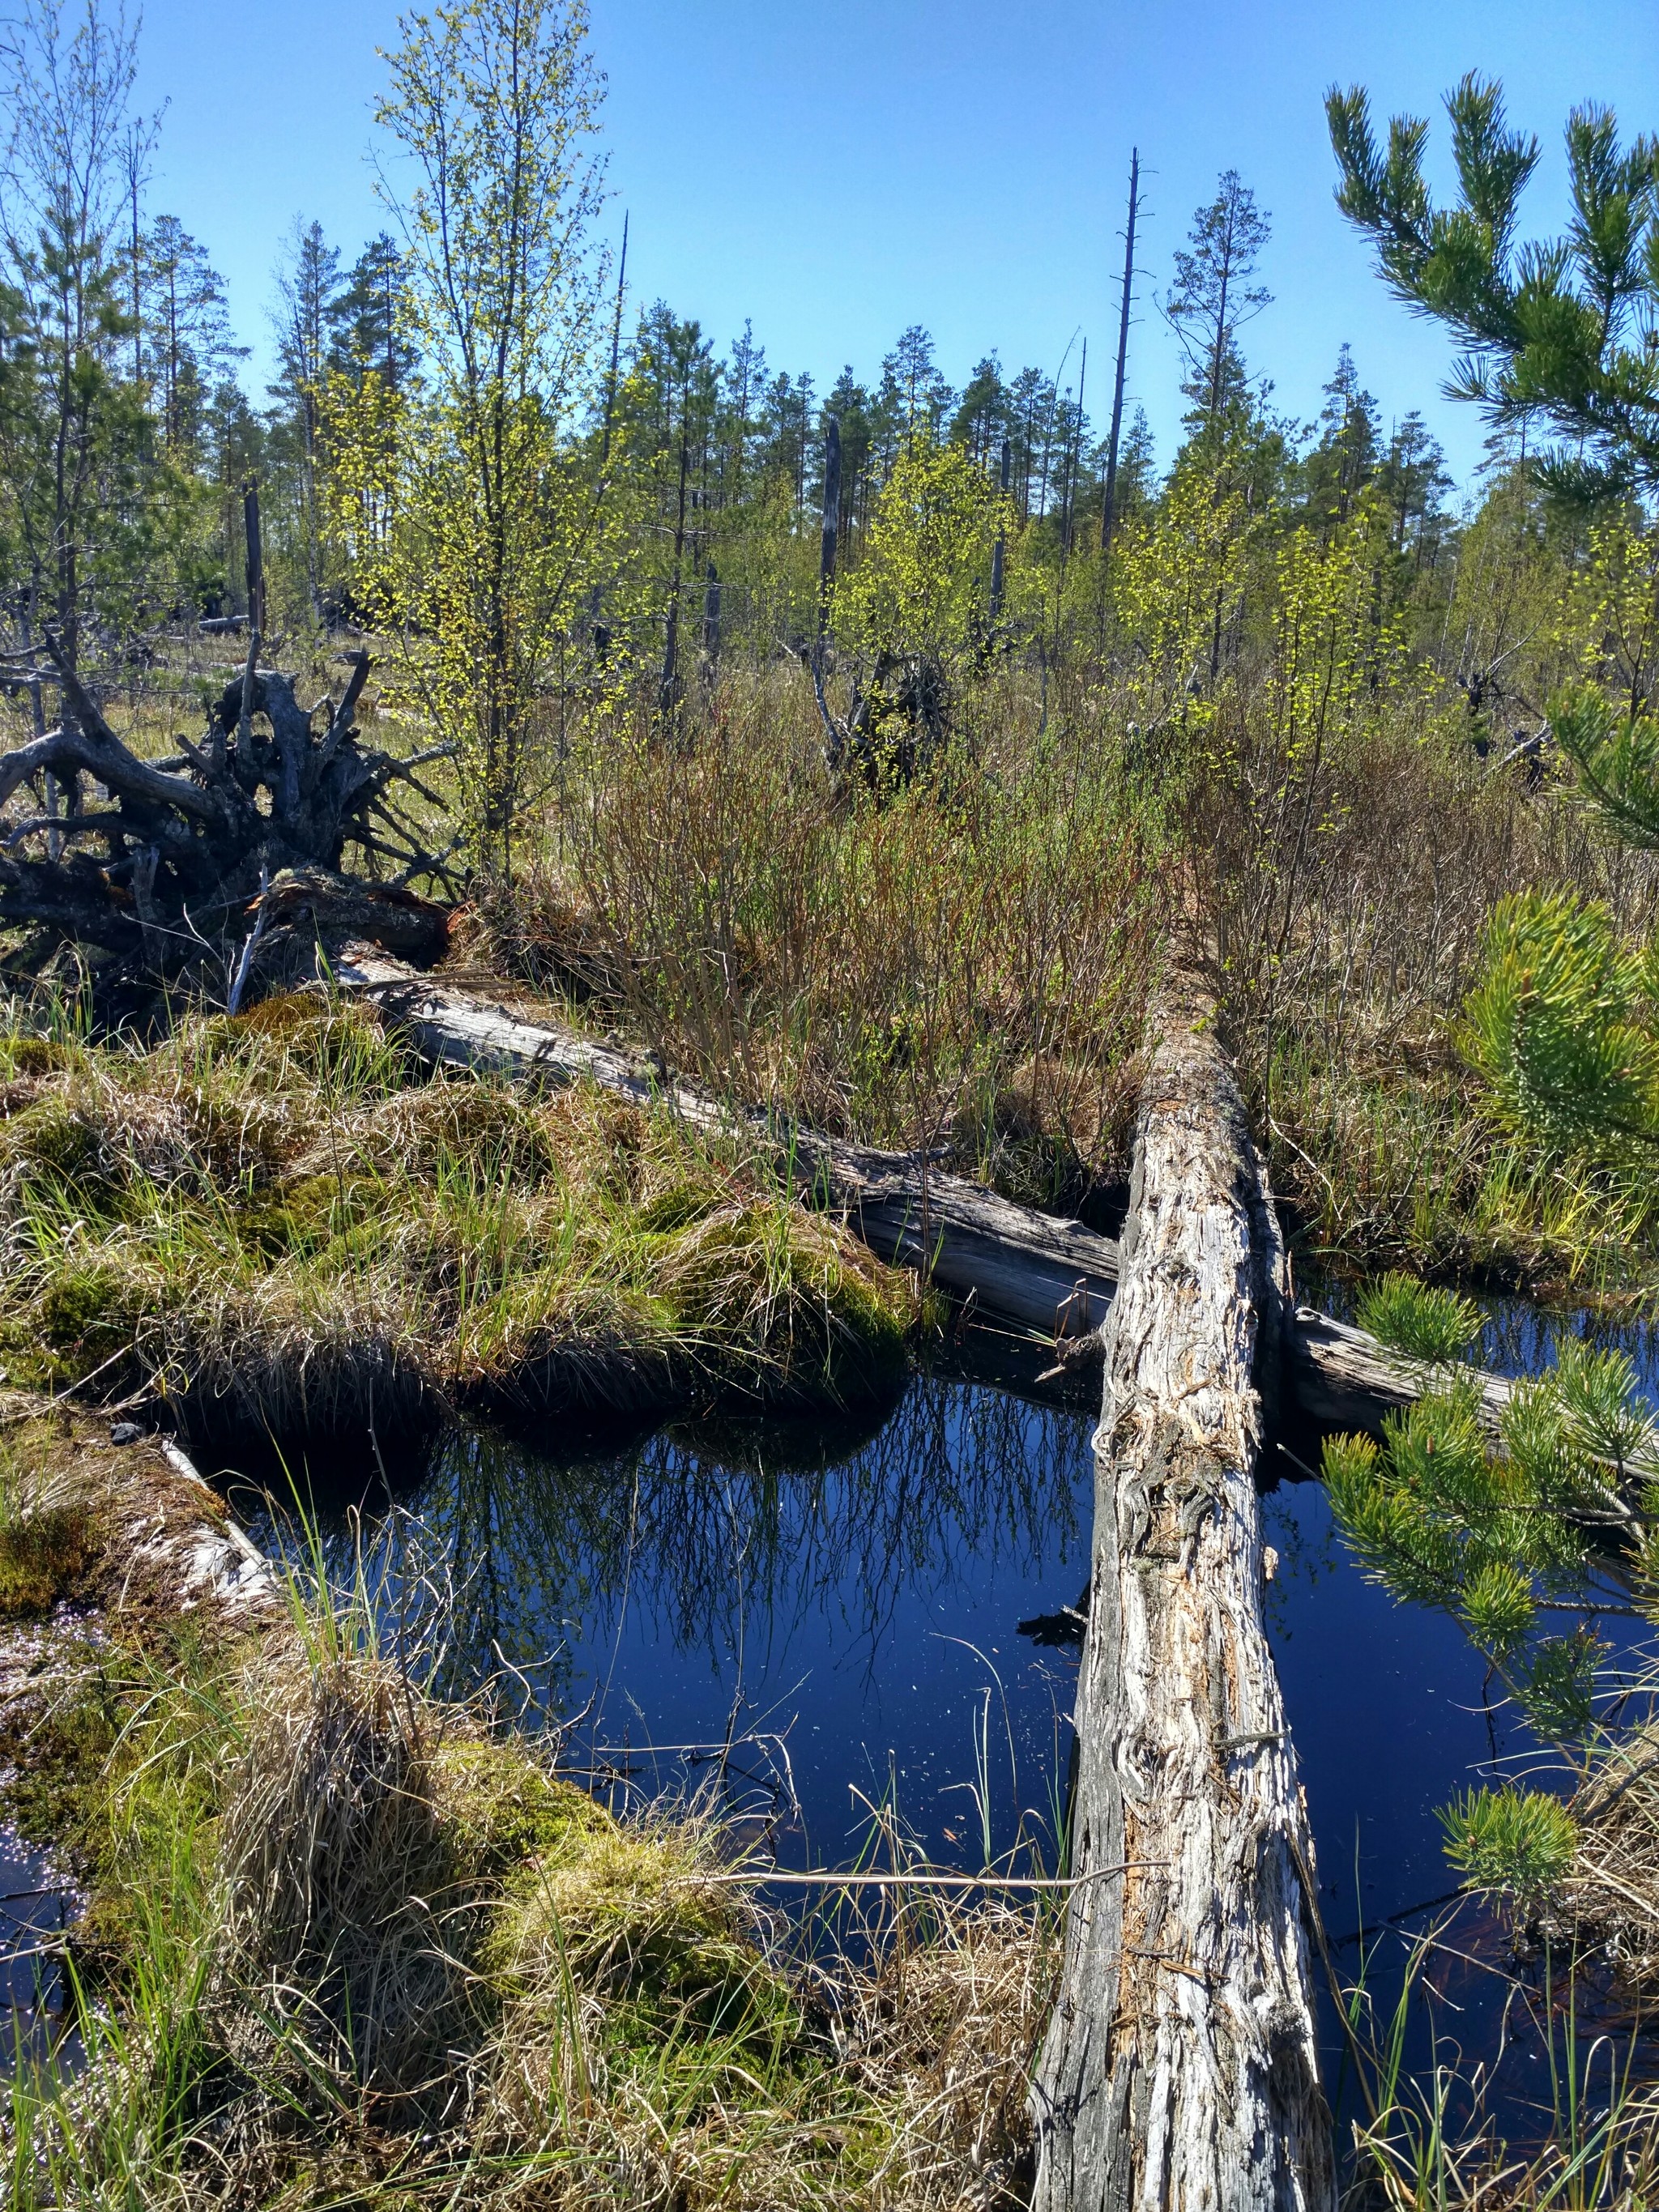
(326, 233, 415, 393)
(1328, 75, 1659, 503)
(1301, 343, 1379, 531)
(142, 215, 242, 465)
(1165, 169, 1272, 444)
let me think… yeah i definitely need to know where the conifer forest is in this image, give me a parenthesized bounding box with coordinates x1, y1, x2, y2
(7, 1, 1659, 2204)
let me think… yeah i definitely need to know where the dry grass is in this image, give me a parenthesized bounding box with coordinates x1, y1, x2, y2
(0, 991, 919, 1456)
(1192, 697, 1659, 1290)
(2, 1562, 1058, 2212)
(469, 667, 1168, 1217)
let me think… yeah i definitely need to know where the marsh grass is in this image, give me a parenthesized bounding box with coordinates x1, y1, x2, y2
(0, 1443, 96, 1617)
(1337, 1915, 1659, 2209)
(469, 669, 1168, 1216)
(1192, 699, 1659, 1294)
(1, 1536, 1057, 2212)
(0, 989, 919, 1455)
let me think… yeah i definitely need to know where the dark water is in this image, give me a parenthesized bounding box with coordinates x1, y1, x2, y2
(232, 1302, 1659, 2140)
(10, 1294, 1656, 2129)
(0, 1801, 77, 2073)
(251, 1380, 1094, 1874)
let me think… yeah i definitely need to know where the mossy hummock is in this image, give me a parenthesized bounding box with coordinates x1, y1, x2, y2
(0, 993, 919, 1455)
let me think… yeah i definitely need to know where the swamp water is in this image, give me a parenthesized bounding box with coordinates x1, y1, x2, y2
(6, 1310, 1654, 2143)
(237, 1317, 1640, 2142)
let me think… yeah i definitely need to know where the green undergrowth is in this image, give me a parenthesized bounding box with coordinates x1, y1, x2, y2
(0, 990, 920, 1454)
(1260, 1029, 1653, 1298)
(1, 1571, 1053, 2210)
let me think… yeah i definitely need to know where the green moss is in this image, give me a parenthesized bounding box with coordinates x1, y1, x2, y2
(0, 1636, 122, 1857)
(0, 1502, 98, 1616)
(2, 1098, 117, 1202)
(234, 1171, 352, 1258)
(41, 1263, 126, 1349)
(433, 1737, 606, 1874)
(5, 1036, 75, 1077)
(635, 1178, 723, 1234)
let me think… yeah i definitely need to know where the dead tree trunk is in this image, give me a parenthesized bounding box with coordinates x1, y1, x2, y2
(1099, 149, 1141, 558)
(1030, 961, 1334, 2212)
(336, 948, 1121, 1338)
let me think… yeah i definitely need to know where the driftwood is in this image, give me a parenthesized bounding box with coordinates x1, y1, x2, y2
(1030, 963, 1333, 2212)
(0, 637, 452, 965)
(335, 948, 1122, 1340)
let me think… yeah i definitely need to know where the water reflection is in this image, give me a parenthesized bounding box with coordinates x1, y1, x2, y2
(249, 1375, 1095, 1871)
(237, 1305, 1659, 2140)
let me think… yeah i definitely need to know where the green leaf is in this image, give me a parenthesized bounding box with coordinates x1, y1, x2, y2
(1355, 1270, 1482, 1364)
(1460, 1558, 1535, 1656)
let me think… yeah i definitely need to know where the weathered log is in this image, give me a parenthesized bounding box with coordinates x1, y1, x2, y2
(1288, 1306, 1516, 1436)
(1289, 1306, 1647, 1528)
(1030, 964, 1333, 2212)
(337, 947, 1602, 1480)
(335, 948, 1123, 1339)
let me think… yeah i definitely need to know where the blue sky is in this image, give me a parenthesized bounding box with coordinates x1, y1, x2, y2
(134, 0, 1659, 491)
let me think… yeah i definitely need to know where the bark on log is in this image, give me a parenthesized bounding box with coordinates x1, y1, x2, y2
(335, 948, 1123, 1339)
(1287, 1306, 1516, 1436)
(1030, 965, 1334, 2212)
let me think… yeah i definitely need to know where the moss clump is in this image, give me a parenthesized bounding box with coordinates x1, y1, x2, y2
(6, 1035, 76, 1077)
(0, 1501, 98, 1615)
(432, 1735, 606, 1873)
(2, 1097, 114, 1199)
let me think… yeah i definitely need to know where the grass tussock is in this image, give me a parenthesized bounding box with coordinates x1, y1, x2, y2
(0, 989, 920, 1453)
(2, 1579, 1056, 2212)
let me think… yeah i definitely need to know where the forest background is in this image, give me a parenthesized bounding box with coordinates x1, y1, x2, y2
(4, 0, 1659, 1307)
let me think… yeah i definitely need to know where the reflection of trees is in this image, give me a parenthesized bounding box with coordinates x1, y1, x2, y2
(254, 1379, 1093, 1720)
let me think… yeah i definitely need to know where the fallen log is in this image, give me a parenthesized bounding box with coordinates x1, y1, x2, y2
(334, 948, 1123, 1339)
(335, 948, 1604, 1483)
(1289, 1306, 1516, 1435)
(1030, 962, 1334, 2211)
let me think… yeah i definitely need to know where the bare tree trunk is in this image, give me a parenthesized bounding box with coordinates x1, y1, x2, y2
(701, 559, 721, 692)
(659, 419, 689, 732)
(244, 482, 266, 638)
(1030, 957, 1333, 2212)
(990, 434, 1012, 626)
(1099, 148, 1141, 556)
(812, 415, 842, 761)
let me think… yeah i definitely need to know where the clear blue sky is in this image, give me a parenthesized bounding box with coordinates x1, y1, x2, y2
(134, 0, 1659, 490)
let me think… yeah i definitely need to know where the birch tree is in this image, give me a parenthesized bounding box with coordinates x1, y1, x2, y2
(360, 0, 609, 871)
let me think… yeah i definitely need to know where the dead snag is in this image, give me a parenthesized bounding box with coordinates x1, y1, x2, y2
(1030, 961, 1334, 2212)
